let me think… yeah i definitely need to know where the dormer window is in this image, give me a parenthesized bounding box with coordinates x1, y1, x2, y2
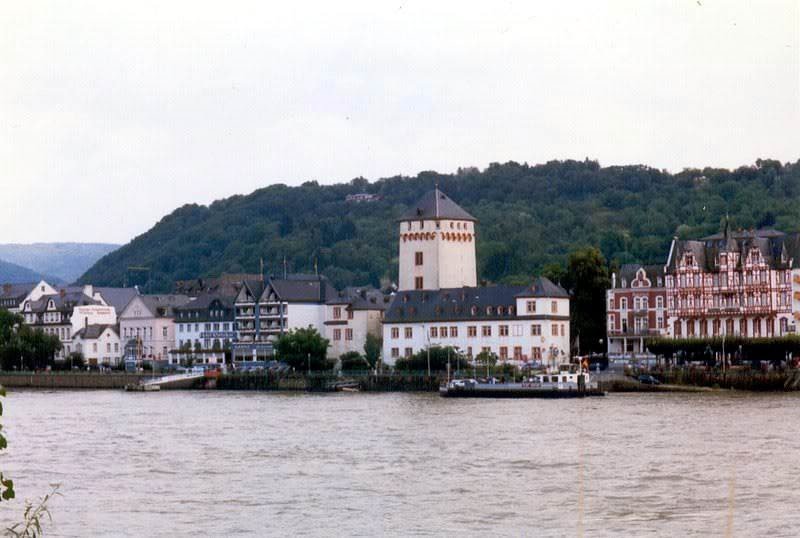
(498, 306, 505, 315)
(486, 306, 493, 315)
(470, 306, 478, 316)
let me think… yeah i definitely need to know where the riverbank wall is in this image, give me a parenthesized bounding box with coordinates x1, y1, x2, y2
(0, 372, 151, 390)
(649, 369, 800, 391)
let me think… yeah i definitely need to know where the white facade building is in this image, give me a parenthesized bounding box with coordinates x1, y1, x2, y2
(72, 324, 123, 366)
(325, 287, 389, 359)
(382, 188, 571, 367)
(119, 294, 191, 364)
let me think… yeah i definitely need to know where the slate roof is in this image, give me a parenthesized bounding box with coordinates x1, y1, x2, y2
(94, 287, 139, 313)
(173, 273, 260, 297)
(384, 280, 568, 324)
(137, 294, 192, 318)
(613, 264, 665, 289)
(515, 276, 570, 298)
(666, 229, 800, 272)
(0, 282, 37, 301)
(265, 274, 337, 303)
(74, 324, 118, 340)
(326, 286, 392, 311)
(399, 187, 476, 222)
(28, 291, 100, 313)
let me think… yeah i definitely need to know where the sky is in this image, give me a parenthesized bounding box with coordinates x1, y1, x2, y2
(1, 1, 798, 244)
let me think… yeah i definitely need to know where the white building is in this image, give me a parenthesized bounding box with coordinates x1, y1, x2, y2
(118, 294, 192, 364)
(72, 324, 123, 367)
(382, 188, 571, 367)
(325, 286, 389, 359)
(173, 293, 237, 365)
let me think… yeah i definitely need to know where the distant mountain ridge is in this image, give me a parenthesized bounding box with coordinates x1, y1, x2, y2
(0, 258, 61, 285)
(78, 158, 800, 293)
(0, 243, 119, 284)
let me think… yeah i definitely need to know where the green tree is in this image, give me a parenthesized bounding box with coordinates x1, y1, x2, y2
(339, 351, 367, 371)
(363, 333, 382, 368)
(562, 246, 611, 354)
(395, 346, 468, 372)
(475, 350, 498, 367)
(275, 327, 332, 371)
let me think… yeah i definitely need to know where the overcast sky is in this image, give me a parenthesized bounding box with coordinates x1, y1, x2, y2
(2, 1, 798, 244)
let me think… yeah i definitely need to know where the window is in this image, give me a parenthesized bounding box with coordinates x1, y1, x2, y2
(552, 325, 559, 336)
(345, 329, 353, 341)
(531, 324, 541, 336)
(561, 324, 565, 337)
(450, 326, 458, 337)
(526, 300, 536, 313)
(467, 326, 477, 337)
(440, 327, 448, 337)
(620, 298, 628, 310)
(430, 327, 438, 338)
(551, 301, 557, 313)
(106, 343, 111, 352)
(404, 327, 413, 339)
(499, 347, 508, 360)
(415, 252, 423, 266)
(347, 309, 354, 320)
(656, 296, 664, 309)
(333, 307, 342, 319)
(512, 325, 522, 337)
(499, 325, 509, 336)
(532, 347, 542, 360)
(333, 329, 342, 341)
(481, 326, 492, 337)
(92, 343, 98, 352)
(391, 327, 399, 339)
(414, 277, 424, 290)
(391, 348, 399, 358)
(404, 347, 413, 358)
(114, 343, 119, 352)
(466, 346, 473, 358)
(513, 347, 522, 360)
(178, 325, 183, 333)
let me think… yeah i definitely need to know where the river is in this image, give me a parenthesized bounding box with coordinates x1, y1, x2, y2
(1, 389, 799, 537)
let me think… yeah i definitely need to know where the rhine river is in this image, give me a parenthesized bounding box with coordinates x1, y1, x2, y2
(2, 389, 800, 537)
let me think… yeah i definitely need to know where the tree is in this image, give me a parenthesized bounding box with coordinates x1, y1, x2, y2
(0, 311, 62, 371)
(363, 333, 382, 368)
(275, 327, 332, 371)
(475, 350, 498, 367)
(395, 346, 468, 372)
(339, 351, 367, 371)
(562, 246, 611, 354)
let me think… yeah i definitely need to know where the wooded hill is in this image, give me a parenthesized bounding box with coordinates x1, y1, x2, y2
(79, 158, 800, 292)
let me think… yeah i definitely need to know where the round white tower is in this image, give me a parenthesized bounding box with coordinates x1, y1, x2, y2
(397, 186, 477, 291)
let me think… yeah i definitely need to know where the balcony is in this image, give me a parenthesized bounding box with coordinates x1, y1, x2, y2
(608, 328, 662, 337)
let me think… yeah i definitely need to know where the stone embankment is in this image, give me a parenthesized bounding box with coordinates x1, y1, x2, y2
(0, 372, 151, 389)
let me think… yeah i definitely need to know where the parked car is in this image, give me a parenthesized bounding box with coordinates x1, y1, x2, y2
(637, 374, 661, 385)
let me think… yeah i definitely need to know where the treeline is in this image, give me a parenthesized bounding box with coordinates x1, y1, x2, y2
(79, 158, 800, 293)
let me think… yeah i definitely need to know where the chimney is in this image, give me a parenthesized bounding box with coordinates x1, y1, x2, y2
(612, 273, 617, 288)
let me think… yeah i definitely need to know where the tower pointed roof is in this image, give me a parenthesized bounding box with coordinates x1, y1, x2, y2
(399, 186, 476, 221)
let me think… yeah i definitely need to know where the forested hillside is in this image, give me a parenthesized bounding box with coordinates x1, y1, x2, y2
(79, 159, 800, 292)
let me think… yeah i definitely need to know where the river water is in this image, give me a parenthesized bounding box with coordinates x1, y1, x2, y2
(1, 389, 799, 537)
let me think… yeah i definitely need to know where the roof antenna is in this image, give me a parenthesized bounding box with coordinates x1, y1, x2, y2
(434, 181, 440, 216)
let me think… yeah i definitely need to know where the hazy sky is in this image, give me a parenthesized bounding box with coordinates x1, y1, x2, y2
(2, 1, 798, 244)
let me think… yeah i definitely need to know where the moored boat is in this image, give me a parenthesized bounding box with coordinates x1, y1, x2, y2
(439, 365, 604, 398)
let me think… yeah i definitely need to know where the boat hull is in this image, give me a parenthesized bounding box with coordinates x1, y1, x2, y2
(439, 385, 604, 398)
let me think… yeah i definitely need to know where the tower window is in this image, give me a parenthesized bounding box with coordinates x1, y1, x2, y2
(415, 252, 423, 266)
(414, 277, 424, 290)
